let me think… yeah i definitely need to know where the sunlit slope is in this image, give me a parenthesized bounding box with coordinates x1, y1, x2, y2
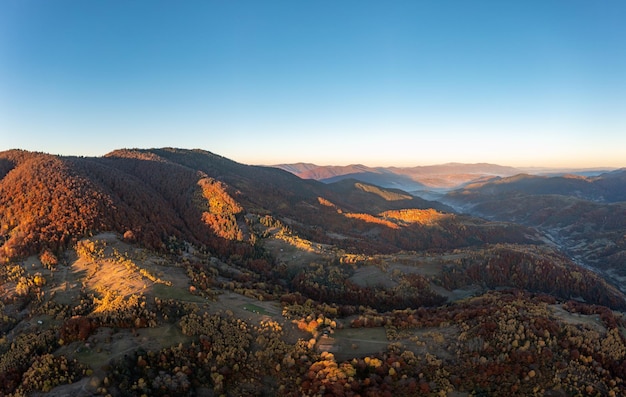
(0, 149, 252, 261)
(1, 148, 539, 261)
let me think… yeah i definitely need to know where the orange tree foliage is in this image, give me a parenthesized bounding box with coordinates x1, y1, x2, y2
(0, 151, 110, 259)
(198, 177, 245, 241)
(343, 212, 400, 229)
(0, 150, 256, 261)
(380, 208, 446, 225)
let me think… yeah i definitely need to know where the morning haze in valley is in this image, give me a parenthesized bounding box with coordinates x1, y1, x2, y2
(1, 1, 626, 396)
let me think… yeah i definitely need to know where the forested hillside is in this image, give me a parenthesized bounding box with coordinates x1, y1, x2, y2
(0, 148, 536, 262)
(445, 171, 626, 284)
(1, 148, 626, 396)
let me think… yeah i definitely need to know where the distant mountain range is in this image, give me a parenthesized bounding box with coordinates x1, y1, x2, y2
(273, 162, 617, 193)
(448, 169, 626, 204)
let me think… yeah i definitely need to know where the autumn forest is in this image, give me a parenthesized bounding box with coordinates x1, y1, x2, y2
(1, 148, 626, 396)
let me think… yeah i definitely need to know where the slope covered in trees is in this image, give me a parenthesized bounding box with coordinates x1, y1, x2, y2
(2, 148, 626, 396)
(0, 151, 111, 258)
(445, 171, 626, 281)
(1, 148, 538, 262)
(0, 150, 251, 261)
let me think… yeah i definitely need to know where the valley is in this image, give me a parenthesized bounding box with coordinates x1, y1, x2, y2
(1, 148, 626, 396)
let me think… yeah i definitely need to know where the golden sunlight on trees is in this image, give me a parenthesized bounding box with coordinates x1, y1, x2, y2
(380, 208, 446, 225)
(198, 177, 246, 241)
(344, 213, 400, 229)
(39, 249, 58, 269)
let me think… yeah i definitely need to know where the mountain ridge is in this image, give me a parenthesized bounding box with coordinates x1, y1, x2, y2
(274, 161, 621, 191)
(275, 162, 526, 191)
(2, 148, 536, 262)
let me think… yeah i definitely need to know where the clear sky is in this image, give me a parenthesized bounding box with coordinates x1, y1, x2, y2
(1, 1, 625, 168)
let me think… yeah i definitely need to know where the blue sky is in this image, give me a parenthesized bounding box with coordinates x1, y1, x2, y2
(1, 1, 625, 167)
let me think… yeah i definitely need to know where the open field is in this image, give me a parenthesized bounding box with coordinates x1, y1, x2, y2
(549, 304, 606, 333)
(320, 327, 388, 361)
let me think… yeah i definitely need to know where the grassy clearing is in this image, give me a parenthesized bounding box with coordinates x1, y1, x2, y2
(69, 325, 191, 369)
(329, 327, 389, 361)
(349, 266, 396, 288)
(549, 304, 606, 333)
(263, 234, 329, 270)
(242, 303, 270, 315)
(152, 283, 205, 303)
